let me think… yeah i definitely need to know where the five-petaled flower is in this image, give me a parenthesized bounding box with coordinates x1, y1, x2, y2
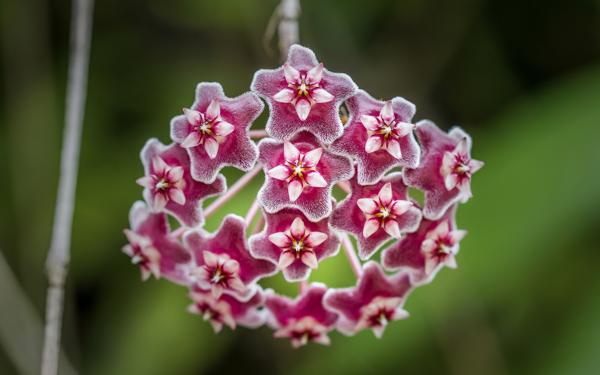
(184, 215, 277, 301)
(324, 262, 412, 338)
(403, 120, 483, 220)
(137, 139, 226, 227)
(332, 172, 422, 260)
(331, 90, 420, 185)
(266, 283, 338, 348)
(187, 287, 266, 333)
(123, 201, 191, 284)
(382, 205, 466, 283)
(250, 208, 340, 281)
(170, 82, 262, 184)
(252, 44, 357, 144)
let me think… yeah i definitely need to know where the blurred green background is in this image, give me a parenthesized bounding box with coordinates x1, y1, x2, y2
(1, 0, 600, 374)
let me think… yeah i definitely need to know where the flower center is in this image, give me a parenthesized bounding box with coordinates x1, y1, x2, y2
(155, 178, 169, 191)
(197, 121, 213, 135)
(455, 162, 470, 175)
(211, 269, 224, 284)
(292, 239, 304, 253)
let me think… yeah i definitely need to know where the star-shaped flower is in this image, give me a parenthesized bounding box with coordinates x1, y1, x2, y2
(170, 82, 263, 183)
(184, 215, 277, 301)
(382, 205, 466, 284)
(265, 283, 338, 348)
(136, 139, 226, 227)
(249, 208, 340, 281)
(331, 90, 420, 185)
(403, 120, 484, 220)
(323, 262, 412, 338)
(122, 201, 191, 284)
(251, 44, 357, 144)
(258, 132, 353, 221)
(187, 287, 266, 333)
(331, 172, 422, 260)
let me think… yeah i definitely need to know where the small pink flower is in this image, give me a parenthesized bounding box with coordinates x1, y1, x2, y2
(258, 132, 353, 221)
(382, 205, 466, 284)
(251, 45, 357, 144)
(331, 172, 422, 260)
(123, 201, 191, 284)
(331, 90, 420, 185)
(250, 208, 340, 281)
(266, 283, 338, 348)
(137, 139, 226, 227)
(324, 262, 412, 338)
(187, 287, 266, 333)
(185, 215, 277, 301)
(403, 120, 483, 220)
(170, 82, 262, 183)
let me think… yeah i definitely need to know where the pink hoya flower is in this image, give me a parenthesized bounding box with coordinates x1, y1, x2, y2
(331, 90, 420, 185)
(324, 262, 412, 338)
(249, 208, 340, 281)
(382, 205, 466, 284)
(170, 82, 262, 183)
(137, 139, 226, 227)
(251, 44, 357, 144)
(184, 215, 277, 301)
(403, 120, 484, 220)
(187, 287, 266, 333)
(123, 201, 191, 284)
(258, 132, 353, 221)
(331, 172, 422, 260)
(265, 283, 338, 348)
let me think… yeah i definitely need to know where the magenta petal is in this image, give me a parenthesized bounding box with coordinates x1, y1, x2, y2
(258, 133, 353, 221)
(251, 44, 357, 144)
(403, 120, 481, 220)
(331, 171, 422, 260)
(140, 139, 226, 227)
(331, 90, 420, 185)
(125, 201, 191, 285)
(323, 262, 412, 335)
(184, 214, 277, 301)
(249, 208, 341, 282)
(170, 82, 262, 183)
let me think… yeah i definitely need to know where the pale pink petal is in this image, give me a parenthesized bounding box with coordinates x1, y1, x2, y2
(204, 137, 219, 159)
(168, 188, 186, 205)
(431, 221, 450, 238)
(450, 229, 468, 243)
(167, 166, 184, 181)
(445, 173, 458, 191)
(421, 239, 437, 254)
(301, 252, 319, 269)
(228, 277, 246, 293)
(458, 179, 472, 198)
(278, 252, 296, 269)
(295, 98, 311, 121)
(183, 108, 201, 125)
(365, 136, 383, 153)
(303, 147, 323, 166)
(203, 251, 219, 268)
(267, 165, 291, 180)
(211, 284, 224, 299)
(395, 122, 413, 137)
(153, 193, 168, 210)
(357, 198, 378, 214)
(136, 176, 152, 188)
(363, 218, 380, 238)
(222, 260, 240, 275)
(214, 121, 234, 137)
(181, 132, 201, 148)
(313, 334, 331, 346)
(361, 115, 380, 131)
(306, 63, 324, 84)
(205, 99, 220, 121)
(391, 200, 413, 216)
(441, 152, 455, 177)
(152, 156, 168, 174)
(311, 88, 334, 103)
(306, 231, 328, 247)
(378, 183, 393, 205)
(283, 63, 301, 84)
(386, 139, 402, 159)
(290, 217, 306, 238)
(446, 255, 458, 269)
(305, 172, 327, 188)
(288, 180, 303, 202)
(470, 159, 485, 173)
(273, 88, 295, 103)
(455, 137, 469, 155)
(268, 232, 291, 248)
(283, 141, 300, 162)
(384, 220, 401, 239)
(425, 258, 439, 275)
(380, 101, 395, 123)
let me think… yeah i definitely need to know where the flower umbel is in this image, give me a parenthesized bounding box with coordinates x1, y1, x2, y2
(123, 44, 483, 347)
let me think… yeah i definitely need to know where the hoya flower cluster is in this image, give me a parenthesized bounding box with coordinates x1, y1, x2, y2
(123, 45, 483, 347)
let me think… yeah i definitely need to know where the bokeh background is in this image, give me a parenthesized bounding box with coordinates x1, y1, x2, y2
(1, 0, 600, 374)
